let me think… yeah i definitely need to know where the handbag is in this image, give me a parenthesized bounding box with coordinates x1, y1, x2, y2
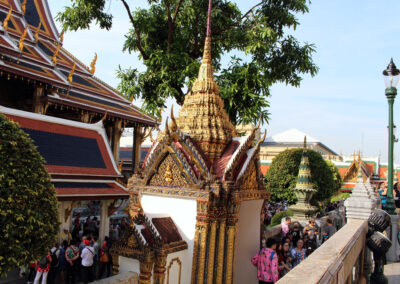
(99, 252, 109, 263)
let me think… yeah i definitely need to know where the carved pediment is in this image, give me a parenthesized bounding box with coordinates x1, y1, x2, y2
(149, 154, 190, 187)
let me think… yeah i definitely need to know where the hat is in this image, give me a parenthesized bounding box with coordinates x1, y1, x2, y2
(84, 240, 90, 246)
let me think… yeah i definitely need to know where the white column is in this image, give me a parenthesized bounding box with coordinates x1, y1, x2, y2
(99, 200, 112, 242)
(386, 215, 399, 262)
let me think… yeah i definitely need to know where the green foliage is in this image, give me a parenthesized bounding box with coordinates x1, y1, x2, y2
(267, 210, 293, 228)
(325, 160, 343, 193)
(57, 0, 318, 124)
(0, 114, 59, 276)
(330, 192, 350, 203)
(264, 148, 337, 205)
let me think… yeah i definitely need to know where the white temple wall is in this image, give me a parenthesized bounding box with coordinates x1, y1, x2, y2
(234, 199, 264, 284)
(141, 194, 197, 284)
(118, 256, 140, 275)
(166, 250, 185, 284)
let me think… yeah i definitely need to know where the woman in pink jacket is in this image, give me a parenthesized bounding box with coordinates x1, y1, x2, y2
(252, 238, 279, 283)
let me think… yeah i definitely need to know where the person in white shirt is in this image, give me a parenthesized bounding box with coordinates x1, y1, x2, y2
(81, 240, 95, 284)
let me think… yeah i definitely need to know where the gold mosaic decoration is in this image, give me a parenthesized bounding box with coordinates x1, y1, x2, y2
(241, 161, 258, 191)
(149, 155, 188, 187)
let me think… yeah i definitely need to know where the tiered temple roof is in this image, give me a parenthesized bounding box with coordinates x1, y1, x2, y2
(0, 0, 157, 127)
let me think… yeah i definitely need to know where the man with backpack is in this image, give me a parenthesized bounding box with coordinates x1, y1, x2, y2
(48, 244, 60, 284)
(33, 252, 51, 284)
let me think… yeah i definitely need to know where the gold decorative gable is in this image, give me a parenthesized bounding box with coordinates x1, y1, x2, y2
(149, 155, 189, 187)
(343, 159, 370, 183)
(240, 161, 258, 191)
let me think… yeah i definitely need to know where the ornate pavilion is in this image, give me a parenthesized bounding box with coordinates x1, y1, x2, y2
(0, 0, 157, 241)
(111, 1, 269, 283)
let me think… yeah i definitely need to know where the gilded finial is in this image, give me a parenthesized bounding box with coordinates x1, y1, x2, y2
(149, 129, 154, 143)
(3, 8, 12, 30)
(90, 53, 97, 74)
(68, 63, 76, 83)
(34, 21, 42, 43)
(19, 27, 28, 53)
(59, 30, 64, 44)
(52, 43, 61, 65)
(21, 0, 27, 15)
(170, 105, 177, 132)
(165, 117, 170, 136)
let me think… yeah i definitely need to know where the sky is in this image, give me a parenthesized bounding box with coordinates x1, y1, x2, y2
(49, 1, 400, 162)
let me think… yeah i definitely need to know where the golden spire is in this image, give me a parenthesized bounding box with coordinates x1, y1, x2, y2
(34, 21, 42, 43)
(90, 53, 97, 74)
(21, 0, 27, 15)
(68, 63, 76, 83)
(176, 0, 236, 162)
(19, 27, 28, 52)
(3, 7, 12, 30)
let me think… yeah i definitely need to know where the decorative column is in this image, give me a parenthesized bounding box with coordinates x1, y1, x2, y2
(139, 253, 154, 284)
(153, 253, 167, 284)
(225, 220, 237, 284)
(206, 219, 217, 283)
(99, 200, 112, 242)
(112, 119, 122, 162)
(215, 218, 226, 284)
(132, 126, 143, 174)
(289, 142, 318, 220)
(32, 86, 46, 114)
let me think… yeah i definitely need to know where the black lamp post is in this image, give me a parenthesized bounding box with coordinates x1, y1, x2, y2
(383, 58, 400, 215)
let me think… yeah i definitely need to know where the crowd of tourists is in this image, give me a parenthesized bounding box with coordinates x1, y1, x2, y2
(377, 181, 400, 210)
(21, 216, 130, 284)
(252, 216, 337, 283)
(262, 201, 288, 226)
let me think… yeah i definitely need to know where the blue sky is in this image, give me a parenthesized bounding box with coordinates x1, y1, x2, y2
(49, 1, 400, 162)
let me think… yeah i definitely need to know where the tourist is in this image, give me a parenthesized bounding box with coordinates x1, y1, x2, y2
(290, 239, 306, 268)
(110, 220, 119, 242)
(65, 241, 79, 284)
(34, 251, 51, 284)
(251, 238, 279, 283)
(71, 224, 80, 244)
(291, 223, 303, 246)
(81, 240, 95, 284)
(47, 244, 60, 284)
(92, 235, 100, 279)
(278, 242, 292, 277)
(394, 183, 400, 208)
(281, 217, 291, 238)
(60, 228, 72, 244)
(99, 236, 111, 279)
(303, 218, 319, 241)
(303, 234, 317, 256)
(378, 181, 387, 210)
(322, 219, 337, 243)
(27, 262, 37, 284)
(58, 241, 69, 284)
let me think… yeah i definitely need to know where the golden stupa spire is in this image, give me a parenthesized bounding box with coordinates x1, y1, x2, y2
(176, 0, 236, 162)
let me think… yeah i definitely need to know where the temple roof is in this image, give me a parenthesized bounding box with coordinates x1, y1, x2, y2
(1, 105, 129, 200)
(176, 0, 236, 162)
(0, 0, 157, 127)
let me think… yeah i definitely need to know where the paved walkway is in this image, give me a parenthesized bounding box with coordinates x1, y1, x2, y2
(385, 262, 400, 284)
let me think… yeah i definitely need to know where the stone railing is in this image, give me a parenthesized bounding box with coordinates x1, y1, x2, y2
(276, 219, 368, 284)
(92, 271, 139, 284)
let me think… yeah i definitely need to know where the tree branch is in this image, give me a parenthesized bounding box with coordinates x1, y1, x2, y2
(120, 0, 148, 60)
(165, 1, 173, 48)
(172, 0, 183, 24)
(240, 2, 263, 22)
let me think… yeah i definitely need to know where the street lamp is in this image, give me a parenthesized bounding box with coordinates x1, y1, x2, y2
(383, 58, 400, 215)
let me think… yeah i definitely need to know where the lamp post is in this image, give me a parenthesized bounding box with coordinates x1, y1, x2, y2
(383, 58, 400, 215)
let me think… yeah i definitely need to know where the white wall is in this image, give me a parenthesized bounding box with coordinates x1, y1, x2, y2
(141, 194, 197, 284)
(166, 250, 185, 284)
(234, 199, 264, 284)
(118, 255, 140, 275)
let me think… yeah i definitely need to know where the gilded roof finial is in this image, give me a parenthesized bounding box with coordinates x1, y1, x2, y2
(90, 53, 97, 74)
(19, 27, 28, 52)
(176, 0, 236, 162)
(52, 43, 61, 65)
(170, 105, 177, 132)
(68, 63, 76, 83)
(3, 7, 12, 30)
(34, 21, 42, 43)
(59, 30, 64, 44)
(21, 0, 27, 15)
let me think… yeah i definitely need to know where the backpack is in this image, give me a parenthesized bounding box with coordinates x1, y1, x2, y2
(50, 249, 59, 268)
(38, 256, 49, 269)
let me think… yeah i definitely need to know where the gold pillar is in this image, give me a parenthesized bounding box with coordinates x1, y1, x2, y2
(225, 222, 237, 284)
(153, 253, 167, 284)
(206, 220, 217, 283)
(112, 119, 122, 162)
(215, 219, 226, 284)
(132, 126, 143, 173)
(139, 254, 154, 284)
(32, 86, 46, 114)
(197, 224, 208, 284)
(191, 229, 200, 283)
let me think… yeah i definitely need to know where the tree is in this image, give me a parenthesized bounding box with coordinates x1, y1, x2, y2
(325, 159, 343, 193)
(264, 148, 339, 205)
(57, 0, 318, 125)
(0, 114, 59, 276)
